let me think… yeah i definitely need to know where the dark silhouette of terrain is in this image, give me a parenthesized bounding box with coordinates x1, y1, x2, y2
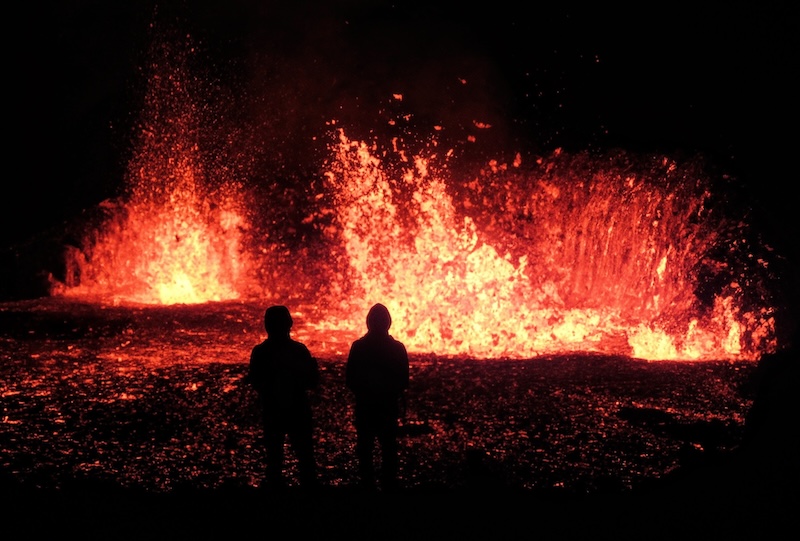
(3, 344, 797, 540)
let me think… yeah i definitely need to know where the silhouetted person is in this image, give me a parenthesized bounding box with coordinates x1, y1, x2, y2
(741, 335, 799, 467)
(248, 305, 320, 489)
(346, 303, 410, 491)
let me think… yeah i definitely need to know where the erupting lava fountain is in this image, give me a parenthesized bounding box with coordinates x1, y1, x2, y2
(51, 33, 778, 363)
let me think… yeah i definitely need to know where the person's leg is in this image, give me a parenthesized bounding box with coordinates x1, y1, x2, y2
(289, 426, 318, 488)
(355, 428, 377, 489)
(263, 428, 286, 488)
(377, 423, 400, 491)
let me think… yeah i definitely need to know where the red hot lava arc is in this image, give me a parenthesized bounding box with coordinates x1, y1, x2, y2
(315, 129, 776, 362)
(58, 123, 777, 361)
(54, 36, 777, 362)
(58, 36, 257, 306)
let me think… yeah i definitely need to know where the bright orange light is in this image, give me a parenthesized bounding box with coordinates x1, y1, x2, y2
(315, 130, 776, 361)
(56, 36, 257, 306)
(52, 35, 777, 362)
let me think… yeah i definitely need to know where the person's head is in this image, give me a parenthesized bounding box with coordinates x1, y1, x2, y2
(264, 305, 293, 337)
(366, 303, 392, 334)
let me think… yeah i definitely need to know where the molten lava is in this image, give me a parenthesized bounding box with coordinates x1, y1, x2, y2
(315, 130, 776, 361)
(59, 33, 256, 306)
(54, 34, 777, 362)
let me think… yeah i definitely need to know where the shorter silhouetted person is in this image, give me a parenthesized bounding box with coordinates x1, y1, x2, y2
(248, 305, 320, 489)
(346, 303, 410, 491)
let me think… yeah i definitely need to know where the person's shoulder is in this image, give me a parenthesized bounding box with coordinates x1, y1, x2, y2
(389, 335, 408, 349)
(289, 338, 313, 354)
(249, 341, 269, 365)
(347, 336, 370, 358)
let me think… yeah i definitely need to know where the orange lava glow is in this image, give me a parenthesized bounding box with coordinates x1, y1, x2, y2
(314, 130, 776, 361)
(57, 36, 257, 306)
(52, 36, 777, 362)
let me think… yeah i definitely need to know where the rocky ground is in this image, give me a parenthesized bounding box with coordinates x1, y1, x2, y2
(1, 298, 797, 538)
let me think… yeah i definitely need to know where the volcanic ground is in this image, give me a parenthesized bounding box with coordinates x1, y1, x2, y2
(1, 298, 796, 538)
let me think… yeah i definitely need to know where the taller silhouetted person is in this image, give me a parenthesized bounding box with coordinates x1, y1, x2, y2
(346, 303, 410, 491)
(248, 305, 320, 489)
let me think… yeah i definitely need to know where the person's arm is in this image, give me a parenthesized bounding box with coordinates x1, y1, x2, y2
(306, 350, 321, 389)
(398, 343, 410, 390)
(292, 342, 319, 390)
(345, 343, 358, 391)
(247, 346, 262, 391)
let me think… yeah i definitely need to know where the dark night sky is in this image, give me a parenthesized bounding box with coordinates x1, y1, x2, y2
(7, 1, 798, 292)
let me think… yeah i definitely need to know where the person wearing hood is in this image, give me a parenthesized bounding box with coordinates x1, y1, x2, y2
(248, 305, 320, 489)
(345, 303, 410, 491)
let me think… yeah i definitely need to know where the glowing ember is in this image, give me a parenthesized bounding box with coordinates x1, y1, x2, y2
(57, 35, 257, 306)
(315, 130, 775, 361)
(52, 34, 777, 362)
